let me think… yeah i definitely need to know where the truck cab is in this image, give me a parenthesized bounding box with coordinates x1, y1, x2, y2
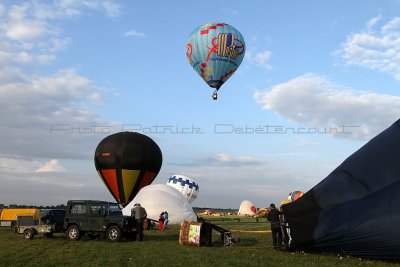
(64, 200, 136, 242)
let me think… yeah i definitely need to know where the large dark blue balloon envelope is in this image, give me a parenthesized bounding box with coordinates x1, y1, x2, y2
(283, 119, 400, 260)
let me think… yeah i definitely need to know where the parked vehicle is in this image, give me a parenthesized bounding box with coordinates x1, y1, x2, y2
(63, 200, 136, 242)
(41, 209, 66, 233)
(16, 209, 66, 239)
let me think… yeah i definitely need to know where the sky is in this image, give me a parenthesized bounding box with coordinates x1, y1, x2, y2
(0, 0, 399, 209)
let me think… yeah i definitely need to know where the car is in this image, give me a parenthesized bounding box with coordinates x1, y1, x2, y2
(63, 200, 136, 242)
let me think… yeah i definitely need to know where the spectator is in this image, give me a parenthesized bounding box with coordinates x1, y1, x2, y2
(267, 203, 282, 249)
(163, 211, 169, 229)
(131, 203, 147, 241)
(159, 212, 165, 231)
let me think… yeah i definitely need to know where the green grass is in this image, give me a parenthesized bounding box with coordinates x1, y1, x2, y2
(0, 217, 398, 267)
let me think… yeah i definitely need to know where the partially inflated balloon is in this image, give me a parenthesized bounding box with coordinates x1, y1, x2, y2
(94, 132, 162, 207)
(288, 191, 304, 202)
(283, 119, 400, 260)
(186, 22, 245, 99)
(280, 199, 291, 207)
(167, 175, 199, 204)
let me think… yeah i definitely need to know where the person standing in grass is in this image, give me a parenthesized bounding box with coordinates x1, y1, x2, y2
(267, 203, 283, 249)
(279, 205, 289, 248)
(131, 203, 147, 241)
(163, 211, 169, 229)
(159, 212, 165, 231)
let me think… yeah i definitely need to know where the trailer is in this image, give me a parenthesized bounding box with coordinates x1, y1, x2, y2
(16, 224, 54, 239)
(0, 208, 39, 227)
(15, 209, 66, 240)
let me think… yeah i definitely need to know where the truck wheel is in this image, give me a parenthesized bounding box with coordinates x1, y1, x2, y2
(66, 225, 81, 241)
(106, 225, 121, 242)
(23, 229, 34, 240)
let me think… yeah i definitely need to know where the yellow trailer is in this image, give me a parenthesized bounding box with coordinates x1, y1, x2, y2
(0, 208, 40, 227)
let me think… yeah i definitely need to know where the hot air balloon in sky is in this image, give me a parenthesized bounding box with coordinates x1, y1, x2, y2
(186, 22, 245, 100)
(166, 175, 199, 204)
(283, 119, 400, 260)
(94, 132, 162, 207)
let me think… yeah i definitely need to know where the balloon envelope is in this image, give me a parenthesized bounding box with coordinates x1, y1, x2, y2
(280, 199, 291, 207)
(238, 200, 257, 216)
(283, 119, 400, 260)
(122, 184, 197, 224)
(166, 175, 199, 204)
(186, 22, 245, 92)
(288, 191, 304, 202)
(94, 132, 162, 207)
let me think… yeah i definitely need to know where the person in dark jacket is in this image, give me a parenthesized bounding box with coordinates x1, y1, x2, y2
(279, 205, 289, 248)
(131, 203, 147, 241)
(267, 203, 282, 249)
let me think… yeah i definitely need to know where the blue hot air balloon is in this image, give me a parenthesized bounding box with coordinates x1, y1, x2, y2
(186, 23, 245, 100)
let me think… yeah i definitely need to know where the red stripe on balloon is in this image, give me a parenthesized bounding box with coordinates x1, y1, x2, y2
(100, 169, 120, 203)
(137, 171, 157, 191)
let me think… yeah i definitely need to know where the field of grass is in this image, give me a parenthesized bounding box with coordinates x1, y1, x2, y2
(0, 216, 398, 266)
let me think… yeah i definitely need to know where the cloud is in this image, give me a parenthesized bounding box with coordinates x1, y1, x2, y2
(254, 73, 400, 140)
(0, 2, 120, 71)
(0, 157, 40, 173)
(124, 30, 146, 38)
(336, 16, 400, 80)
(0, 157, 65, 173)
(0, 3, 112, 161)
(6, 20, 50, 41)
(0, 2, 126, 206)
(170, 153, 266, 167)
(0, 4, 4, 17)
(0, 66, 108, 159)
(101, 1, 122, 18)
(246, 50, 272, 69)
(35, 159, 66, 172)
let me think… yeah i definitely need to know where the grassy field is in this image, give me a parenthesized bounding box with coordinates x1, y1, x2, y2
(0, 216, 398, 267)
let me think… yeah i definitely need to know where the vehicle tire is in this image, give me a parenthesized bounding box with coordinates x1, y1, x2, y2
(23, 229, 34, 240)
(106, 225, 121, 242)
(66, 225, 81, 241)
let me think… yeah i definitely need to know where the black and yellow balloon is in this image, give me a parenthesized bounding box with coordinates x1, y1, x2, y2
(94, 132, 162, 207)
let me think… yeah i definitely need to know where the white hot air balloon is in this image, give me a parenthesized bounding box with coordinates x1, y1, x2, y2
(166, 175, 199, 204)
(238, 200, 257, 216)
(122, 184, 197, 224)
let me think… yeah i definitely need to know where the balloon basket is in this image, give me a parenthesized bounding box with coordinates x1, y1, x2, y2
(179, 221, 238, 247)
